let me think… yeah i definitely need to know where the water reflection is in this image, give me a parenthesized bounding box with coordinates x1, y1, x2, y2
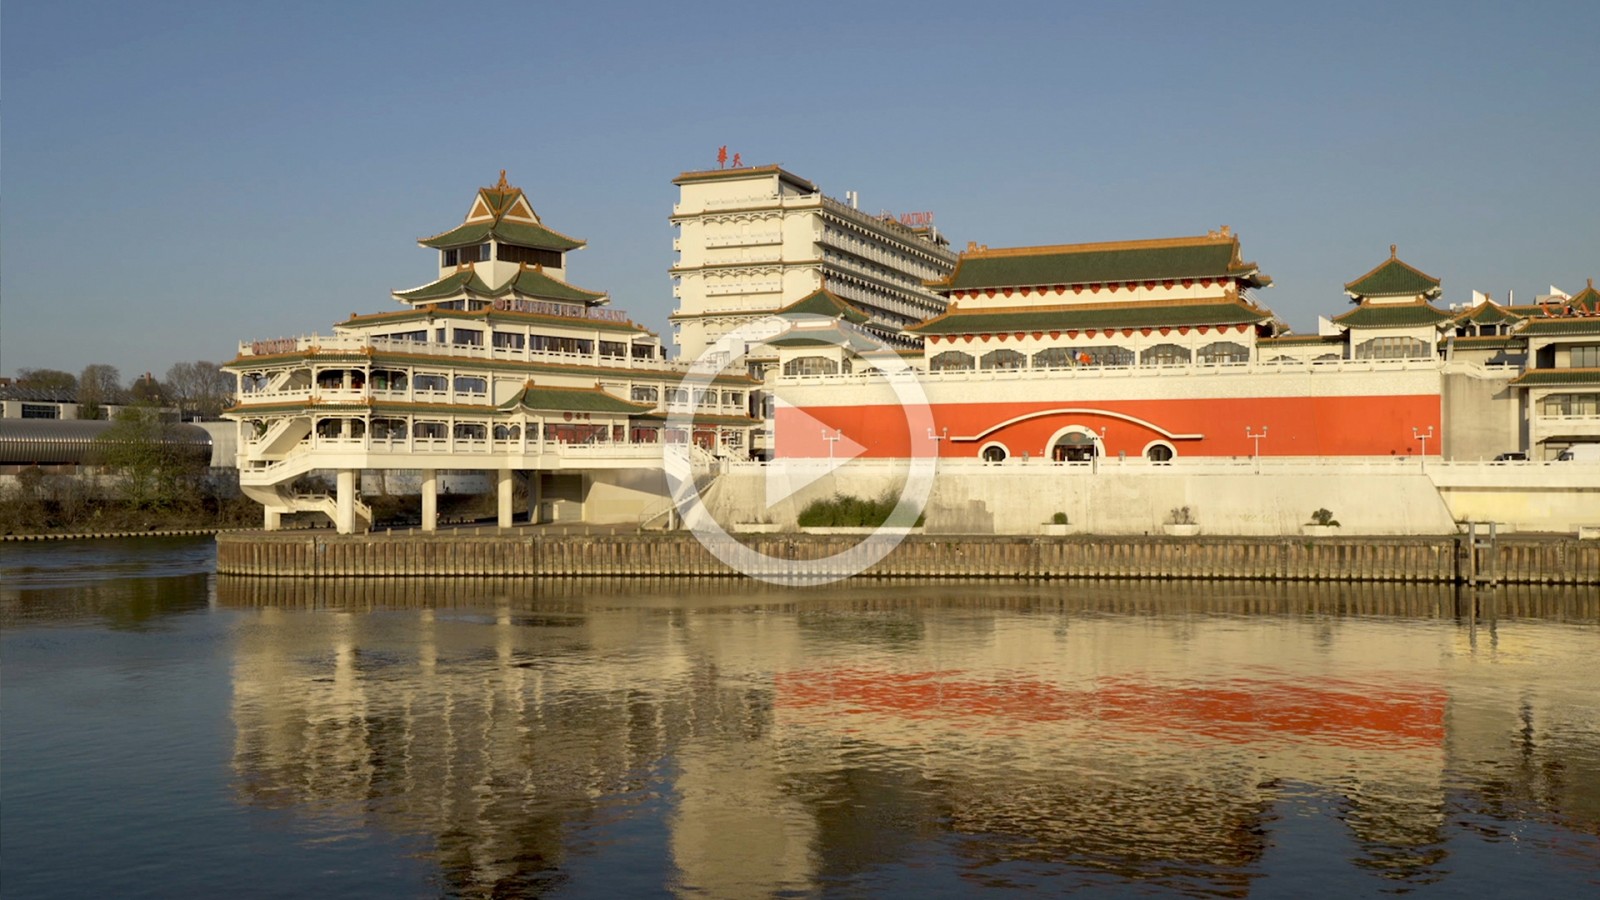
(217, 577, 1600, 896)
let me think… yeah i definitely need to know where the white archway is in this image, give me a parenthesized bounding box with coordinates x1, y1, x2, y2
(1045, 425, 1103, 462)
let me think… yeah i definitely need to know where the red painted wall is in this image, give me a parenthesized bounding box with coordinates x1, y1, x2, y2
(774, 395, 1442, 458)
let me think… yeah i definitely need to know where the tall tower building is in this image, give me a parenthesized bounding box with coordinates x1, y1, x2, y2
(669, 165, 959, 362)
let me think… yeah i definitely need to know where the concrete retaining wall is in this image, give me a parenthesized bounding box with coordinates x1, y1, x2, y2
(216, 531, 1600, 584)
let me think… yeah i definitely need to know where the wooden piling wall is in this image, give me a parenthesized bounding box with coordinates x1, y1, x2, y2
(214, 532, 1600, 584)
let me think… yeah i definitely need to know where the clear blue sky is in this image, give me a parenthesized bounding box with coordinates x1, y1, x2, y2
(3, 0, 1596, 381)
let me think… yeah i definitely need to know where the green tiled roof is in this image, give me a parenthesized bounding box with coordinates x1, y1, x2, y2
(932, 234, 1269, 291)
(776, 288, 871, 324)
(418, 177, 585, 251)
(1452, 301, 1521, 325)
(1331, 301, 1453, 329)
(1568, 281, 1600, 312)
(393, 265, 607, 305)
(635, 411, 761, 425)
(1508, 367, 1600, 387)
(1343, 249, 1441, 298)
(1258, 333, 1346, 345)
(1518, 316, 1600, 336)
(907, 300, 1269, 336)
(419, 218, 584, 252)
(498, 384, 654, 415)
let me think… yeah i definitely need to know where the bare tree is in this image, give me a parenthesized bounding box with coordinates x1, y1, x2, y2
(165, 360, 233, 419)
(78, 364, 123, 420)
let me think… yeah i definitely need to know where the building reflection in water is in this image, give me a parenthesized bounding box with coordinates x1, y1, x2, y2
(217, 577, 1599, 896)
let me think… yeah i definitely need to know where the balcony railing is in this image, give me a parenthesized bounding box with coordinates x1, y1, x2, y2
(235, 334, 676, 371)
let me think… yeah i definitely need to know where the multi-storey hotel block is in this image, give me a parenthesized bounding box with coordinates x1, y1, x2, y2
(225, 174, 758, 532)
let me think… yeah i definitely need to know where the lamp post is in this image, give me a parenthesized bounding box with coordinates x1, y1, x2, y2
(1413, 426, 1434, 471)
(822, 428, 842, 460)
(1246, 426, 1268, 473)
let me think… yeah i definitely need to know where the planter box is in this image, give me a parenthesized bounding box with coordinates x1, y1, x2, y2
(1162, 523, 1200, 537)
(1042, 523, 1074, 536)
(801, 526, 923, 535)
(733, 523, 782, 533)
(1302, 524, 1341, 537)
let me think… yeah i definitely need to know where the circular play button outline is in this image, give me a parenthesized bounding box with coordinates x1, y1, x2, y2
(663, 315, 938, 585)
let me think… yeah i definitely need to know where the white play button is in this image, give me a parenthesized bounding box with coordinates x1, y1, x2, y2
(766, 396, 865, 506)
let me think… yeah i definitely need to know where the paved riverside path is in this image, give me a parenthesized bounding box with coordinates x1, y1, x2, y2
(216, 530, 1600, 585)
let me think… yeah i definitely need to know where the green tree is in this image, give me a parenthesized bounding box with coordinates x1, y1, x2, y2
(78, 364, 123, 420)
(92, 403, 205, 512)
(14, 368, 78, 392)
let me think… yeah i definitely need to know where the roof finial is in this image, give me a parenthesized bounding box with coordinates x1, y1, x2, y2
(1220, 225, 1231, 237)
(1390, 244, 1397, 258)
(496, 169, 509, 190)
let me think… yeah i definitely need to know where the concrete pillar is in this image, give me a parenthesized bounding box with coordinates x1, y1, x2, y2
(498, 469, 514, 529)
(264, 507, 282, 531)
(335, 469, 356, 534)
(527, 471, 543, 525)
(421, 468, 438, 532)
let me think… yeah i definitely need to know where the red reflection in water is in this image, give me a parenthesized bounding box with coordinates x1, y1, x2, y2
(775, 668, 1445, 748)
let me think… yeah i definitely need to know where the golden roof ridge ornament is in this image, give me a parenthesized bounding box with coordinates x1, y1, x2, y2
(496, 169, 510, 191)
(1390, 244, 1398, 258)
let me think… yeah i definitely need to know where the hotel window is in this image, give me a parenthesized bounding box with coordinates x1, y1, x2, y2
(493, 424, 522, 441)
(371, 370, 407, 392)
(1571, 345, 1600, 368)
(413, 421, 447, 439)
(492, 331, 526, 350)
(1031, 347, 1076, 369)
(440, 244, 489, 267)
(1197, 341, 1250, 365)
(723, 391, 743, 406)
(1076, 345, 1135, 367)
(453, 375, 487, 395)
(782, 356, 841, 376)
(496, 244, 563, 268)
(413, 373, 448, 393)
(371, 418, 406, 439)
(386, 330, 427, 343)
(929, 350, 976, 372)
(599, 341, 627, 358)
(1541, 393, 1600, 417)
(453, 422, 487, 440)
(631, 385, 659, 403)
(452, 329, 483, 347)
(1140, 343, 1192, 366)
(1354, 336, 1431, 360)
(980, 349, 1027, 370)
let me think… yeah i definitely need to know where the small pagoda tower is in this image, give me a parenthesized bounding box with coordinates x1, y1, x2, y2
(1331, 245, 1451, 359)
(394, 172, 606, 312)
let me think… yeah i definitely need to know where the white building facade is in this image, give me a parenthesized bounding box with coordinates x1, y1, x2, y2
(669, 165, 959, 361)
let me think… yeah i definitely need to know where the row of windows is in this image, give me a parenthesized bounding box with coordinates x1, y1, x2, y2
(1540, 393, 1600, 417)
(440, 243, 562, 269)
(381, 329, 657, 359)
(1571, 345, 1600, 368)
(927, 342, 1252, 372)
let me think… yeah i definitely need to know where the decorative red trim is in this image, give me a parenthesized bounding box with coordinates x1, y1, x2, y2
(1140, 327, 1152, 337)
(1085, 329, 1097, 339)
(1030, 331, 1043, 340)
(1159, 327, 1171, 336)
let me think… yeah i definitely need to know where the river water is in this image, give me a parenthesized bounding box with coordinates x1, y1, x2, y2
(2, 537, 1596, 898)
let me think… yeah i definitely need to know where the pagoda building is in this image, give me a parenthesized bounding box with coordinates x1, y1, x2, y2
(225, 173, 758, 533)
(1327, 246, 1454, 360)
(768, 229, 1453, 463)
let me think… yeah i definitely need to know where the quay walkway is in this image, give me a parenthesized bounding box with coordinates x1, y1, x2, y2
(216, 530, 1600, 585)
